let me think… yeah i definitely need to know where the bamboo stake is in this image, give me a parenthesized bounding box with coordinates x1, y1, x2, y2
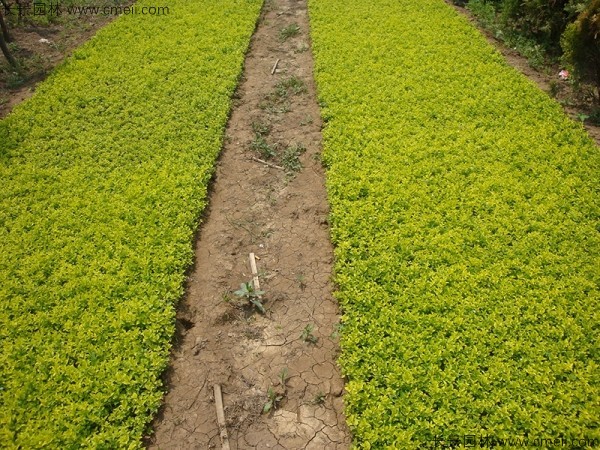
(213, 384, 230, 450)
(249, 253, 260, 291)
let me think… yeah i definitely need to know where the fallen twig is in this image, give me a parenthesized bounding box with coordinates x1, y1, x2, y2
(251, 156, 284, 170)
(271, 58, 280, 75)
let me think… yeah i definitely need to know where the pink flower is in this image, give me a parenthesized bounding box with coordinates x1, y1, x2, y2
(558, 69, 570, 81)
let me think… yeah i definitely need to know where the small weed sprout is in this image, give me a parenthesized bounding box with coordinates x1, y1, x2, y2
(313, 391, 326, 405)
(263, 368, 289, 414)
(282, 143, 306, 174)
(577, 113, 590, 123)
(222, 291, 232, 303)
(250, 120, 277, 159)
(296, 273, 306, 290)
(251, 135, 278, 159)
(279, 23, 300, 41)
(259, 94, 291, 114)
(300, 324, 318, 344)
(259, 77, 305, 114)
(279, 367, 289, 386)
(330, 322, 344, 339)
(251, 120, 271, 136)
(234, 281, 266, 314)
(276, 76, 307, 96)
(263, 387, 283, 413)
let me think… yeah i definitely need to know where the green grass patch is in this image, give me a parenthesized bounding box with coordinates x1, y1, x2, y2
(0, 0, 262, 446)
(309, 0, 600, 447)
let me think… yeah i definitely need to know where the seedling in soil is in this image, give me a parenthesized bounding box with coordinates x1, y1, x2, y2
(259, 77, 305, 114)
(234, 281, 266, 314)
(279, 23, 300, 41)
(251, 120, 271, 136)
(263, 368, 289, 414)
(275, 76, 307, 96)
(296, 273, 307, 290)
(251, 135, 277, 159)
(279, 367, 289, 387)
(313, 391, 326, 405)
(577, 113, 590, 123)
(263, 387, 283, 413)
(330, 322, 344, 339)
(259, 94, 291, 114)
(282, 143, 306, 173)
(300, 324, 318, 344)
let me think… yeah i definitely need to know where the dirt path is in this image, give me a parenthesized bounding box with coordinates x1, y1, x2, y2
(146, 0, 350, 448)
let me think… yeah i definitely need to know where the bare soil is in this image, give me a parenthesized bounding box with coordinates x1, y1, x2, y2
(145, 0, 350, 448)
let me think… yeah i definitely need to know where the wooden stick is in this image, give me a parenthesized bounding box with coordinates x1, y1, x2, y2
(271, 58, 280, 75)
(249, 253, 260, 291)
(213, 384, 231, 450)
(251, 156, 284, 170)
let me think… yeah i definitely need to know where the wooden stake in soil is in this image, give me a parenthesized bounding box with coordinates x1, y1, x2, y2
(271, 58, 280, 75)
(213, 384, 230, 450)
(249, 252, 260, 291)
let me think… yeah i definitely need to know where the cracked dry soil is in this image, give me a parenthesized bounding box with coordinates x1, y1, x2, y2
(146, 0, 350, 448)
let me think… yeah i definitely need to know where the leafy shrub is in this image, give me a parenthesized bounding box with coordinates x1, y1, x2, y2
(500, 0, 570, 52)
(465, 0, 592, 65)
(0, 0, 262, 446)
(465, 0, 547, 68)
(561, 0, 600, 102)
(309, 0, 600, 447)
(466, 0, 498, 30)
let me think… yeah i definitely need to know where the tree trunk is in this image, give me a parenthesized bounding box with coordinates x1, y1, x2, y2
(596, 66, 600, 105)
(0, 11, 16, 67)
(0, 8, 11, 43)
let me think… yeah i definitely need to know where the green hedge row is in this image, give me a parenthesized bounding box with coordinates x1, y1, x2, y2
(0, 0, 262, 446)
(309, 0, 600, 447)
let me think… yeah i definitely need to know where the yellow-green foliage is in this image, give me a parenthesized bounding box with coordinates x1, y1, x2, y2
(309, 0, 600, 447)
(0, 0, 262, 447)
